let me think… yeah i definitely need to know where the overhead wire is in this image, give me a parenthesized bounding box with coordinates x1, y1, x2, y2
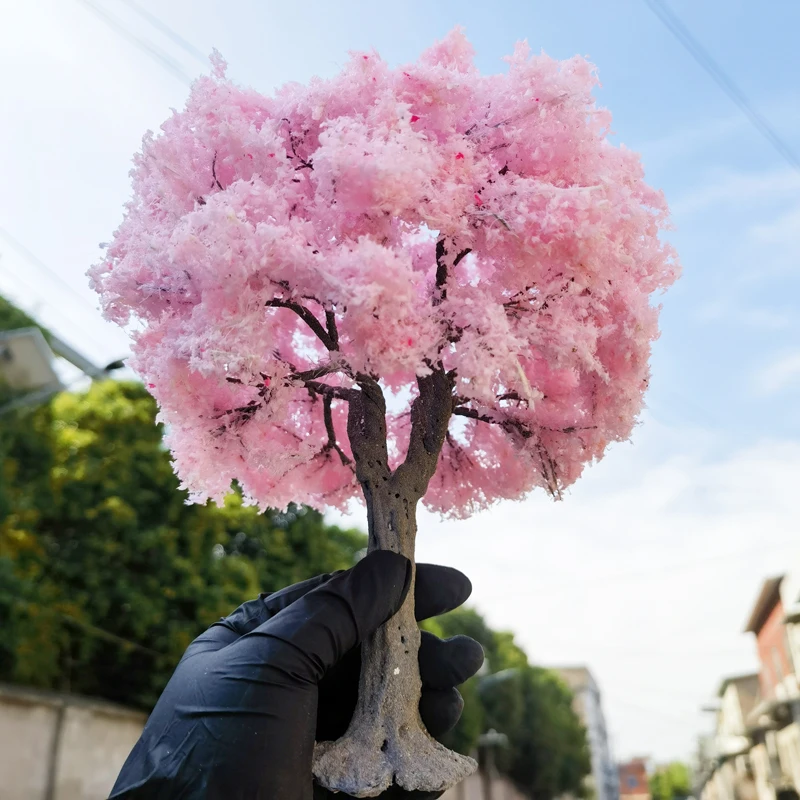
(0, 227, 100, 316)
(73, 0, 194, 87)
(115, 0, 208, 65)
(0, 230, 126, 358)
(642, 0, 800, 173)
(0, 269, 108, 349)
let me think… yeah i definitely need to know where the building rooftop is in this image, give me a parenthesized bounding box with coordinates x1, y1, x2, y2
(732, 675, 761, 721)
(744, 576, 784, 634)
(554, 666, 597, 692)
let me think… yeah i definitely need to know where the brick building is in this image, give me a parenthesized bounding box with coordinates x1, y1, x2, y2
(697, 567, 800, 800)
(744, 575, 800, 796)
(619, 758, 650, 800)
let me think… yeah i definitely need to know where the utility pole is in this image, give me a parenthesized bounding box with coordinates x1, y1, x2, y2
(478, 729, 508, 800)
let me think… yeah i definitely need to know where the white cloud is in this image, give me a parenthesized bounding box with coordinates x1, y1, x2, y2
(637, 96, 800, 172)
(750, 204, 800, 248)
(670, 168, 800, 217)
(327, 420, 800, 761)
(695, 300, 796, 331)
(638, 113, 745, 165)
(755, 351, 800, 395)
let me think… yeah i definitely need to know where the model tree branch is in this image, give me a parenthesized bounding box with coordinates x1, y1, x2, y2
(90, 28, 678, 797)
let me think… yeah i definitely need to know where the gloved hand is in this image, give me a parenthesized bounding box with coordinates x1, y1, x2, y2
(110, 551, 484, 799)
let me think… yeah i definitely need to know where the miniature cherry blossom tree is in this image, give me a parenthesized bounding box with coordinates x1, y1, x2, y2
(90, 29, 678, 797)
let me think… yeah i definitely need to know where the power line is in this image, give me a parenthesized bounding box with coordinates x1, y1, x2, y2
(0, 227, 132, 358)
(74, 0, 193, 87)
(0, 281, 100, 349)
(642, 0, 800, 173)
(0, 249, 111, 350)
(116, 0, 208, 65)
(0, 227, 99, 314)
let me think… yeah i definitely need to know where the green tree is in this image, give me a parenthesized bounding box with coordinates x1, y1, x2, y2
(0, 296, 56, 521)
(651, 763, 692, 800)
(0, 294, 53, 343)
(502, 667, 592, 800)
(1, 376, 365, 709)
(434, 606, 591, 799)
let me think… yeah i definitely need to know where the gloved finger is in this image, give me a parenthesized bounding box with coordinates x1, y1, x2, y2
(188, 561, 468, 659)
(414, 564, 472, 622)
(262, 571, 342, 617)
(420, 687, 464, 737)
(227, 551, 412, 682)
(418, 631, 485, 689)
(183, 572, 339, 658)
(266, 562, 472, 624)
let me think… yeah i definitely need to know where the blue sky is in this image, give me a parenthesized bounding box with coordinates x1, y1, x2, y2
(1, 0, 799, 762)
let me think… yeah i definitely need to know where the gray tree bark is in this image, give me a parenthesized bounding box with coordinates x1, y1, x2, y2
(313, 371, 477, 796)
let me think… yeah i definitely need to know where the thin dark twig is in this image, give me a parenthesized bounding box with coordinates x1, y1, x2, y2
(542, 425, 598, 434)
(304, 381, 353, 400)
(211, 152, 223, 191)
(270, 353, 352, 398)
(296, 363, 346, 382)
(321, 395, 352, 467)
(265, 298, 337, 350)
(280, 118, 314, 170)
(453, 404, 564, 498)
(497, 391, 529, 407)
(452, 406, 495, 425)
(275, 424, 303, 443)
(454, 249, 472, 267)
(534, 440, 562, 499)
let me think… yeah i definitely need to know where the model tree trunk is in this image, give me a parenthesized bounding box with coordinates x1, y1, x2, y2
(313, 373, 477, 796)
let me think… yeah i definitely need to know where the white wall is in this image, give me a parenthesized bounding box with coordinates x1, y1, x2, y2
(441, 772, 528, 800)
(0, 683, 146, 800)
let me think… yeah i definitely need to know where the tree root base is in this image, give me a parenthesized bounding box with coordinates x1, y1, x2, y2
(314, 724, 477, 798)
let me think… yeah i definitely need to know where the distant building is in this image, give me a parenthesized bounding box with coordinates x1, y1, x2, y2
(619, 758, 651, 800)
(697, 674, 761, 800)
(744, 575, 800, 796)
(556, 667, 619, 800)
(697, 567, 800, 800)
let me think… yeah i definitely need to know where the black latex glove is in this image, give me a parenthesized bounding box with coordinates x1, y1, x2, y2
(109, 551, 484, 800)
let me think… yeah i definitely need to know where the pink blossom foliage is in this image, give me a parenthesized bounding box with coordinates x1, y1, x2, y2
(90, 29, 678, 518)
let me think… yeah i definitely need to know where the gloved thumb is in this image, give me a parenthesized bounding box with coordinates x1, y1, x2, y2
(231, 551, 412, 683)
